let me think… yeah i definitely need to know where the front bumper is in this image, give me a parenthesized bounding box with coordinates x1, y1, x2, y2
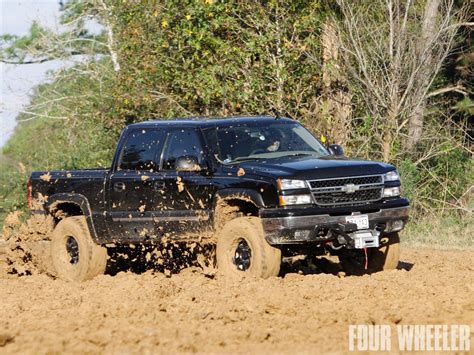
(261, 206, 410, 245)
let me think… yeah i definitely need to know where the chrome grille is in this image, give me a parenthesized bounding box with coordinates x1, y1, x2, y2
(308, 175, 383, 206)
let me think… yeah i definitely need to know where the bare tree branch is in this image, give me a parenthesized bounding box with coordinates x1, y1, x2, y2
(335, 0, 469, 160)
(98, 0, 120, 72)
(427, 85, 469, 98)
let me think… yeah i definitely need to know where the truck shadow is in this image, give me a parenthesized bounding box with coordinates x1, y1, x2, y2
(105, 242, 215, 276)
(104, 244, 414, 277)
(280, 256, 342, 276)
(397, 260, 414, 271)
(280, 257, 414, 276)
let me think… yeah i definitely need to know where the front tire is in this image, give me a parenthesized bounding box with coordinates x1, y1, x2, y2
(216, 217, 281, 279)
(339, 232, 400, 275)
(51, 216, 107, 281)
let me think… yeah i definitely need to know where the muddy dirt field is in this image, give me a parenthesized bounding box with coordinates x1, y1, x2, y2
(1, 246, 473, 354)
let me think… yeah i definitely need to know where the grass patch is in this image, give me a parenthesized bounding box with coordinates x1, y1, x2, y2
(401, 214, 473, 250)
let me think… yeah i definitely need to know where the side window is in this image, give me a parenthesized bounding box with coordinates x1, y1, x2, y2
(163, 129, 204, 170)
(118, 129, 162, 171)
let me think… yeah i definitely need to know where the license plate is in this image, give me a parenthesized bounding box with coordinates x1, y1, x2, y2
(345, 215, 369, 230)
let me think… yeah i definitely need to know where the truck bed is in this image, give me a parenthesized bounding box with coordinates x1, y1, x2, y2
(30, 169, 109, 210)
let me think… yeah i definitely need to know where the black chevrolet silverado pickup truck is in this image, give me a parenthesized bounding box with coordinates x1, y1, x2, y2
(29, 116, 409, 281)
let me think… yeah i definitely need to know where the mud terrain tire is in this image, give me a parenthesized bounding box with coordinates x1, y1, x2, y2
(339, 232, 400, 275)
(51, 216, 107, 281)
(216, 217, 281, 279)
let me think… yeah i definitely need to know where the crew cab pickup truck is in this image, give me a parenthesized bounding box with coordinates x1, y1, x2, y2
(28, 116, 409, 280)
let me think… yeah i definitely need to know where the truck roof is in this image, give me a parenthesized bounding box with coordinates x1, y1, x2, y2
(126, 115, 295, 129)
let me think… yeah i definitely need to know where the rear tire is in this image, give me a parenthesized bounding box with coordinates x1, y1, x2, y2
(216, 217, 281, 279)
(51, 216, 107, 281)
(339, 232, 400, 275)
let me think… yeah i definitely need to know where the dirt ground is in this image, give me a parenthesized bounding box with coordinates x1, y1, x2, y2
(1, 246, 473, 354)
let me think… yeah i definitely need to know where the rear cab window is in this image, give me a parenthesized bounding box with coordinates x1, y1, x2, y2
(117, 129, 164, 171)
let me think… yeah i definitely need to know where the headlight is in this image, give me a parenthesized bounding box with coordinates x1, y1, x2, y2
(279, 194, 312, 206)
(278, 179, 307, 190)
(383, 187, 400, 197)
(384, 170, 400, 182)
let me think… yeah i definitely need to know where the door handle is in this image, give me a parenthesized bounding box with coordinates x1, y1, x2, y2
(154, 181, 165, 190)
(114, 182, 126, 192)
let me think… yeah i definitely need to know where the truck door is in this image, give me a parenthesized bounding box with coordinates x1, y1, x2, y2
(155, 128, 214, 237)
(106, 128, 165, 241)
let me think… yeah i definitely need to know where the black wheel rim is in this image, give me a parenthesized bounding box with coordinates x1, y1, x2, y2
(66, 236, 79, 264)
(233, 239, 251, 271)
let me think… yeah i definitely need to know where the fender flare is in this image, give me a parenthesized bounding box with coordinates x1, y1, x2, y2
(214, 188, 266, 208)
(45, 193, 100, 243)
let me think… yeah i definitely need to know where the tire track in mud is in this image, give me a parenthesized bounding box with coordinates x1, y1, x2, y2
(0, 248, 473, 353)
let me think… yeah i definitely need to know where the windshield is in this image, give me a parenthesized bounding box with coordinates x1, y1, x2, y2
(211, 121, 329, 164)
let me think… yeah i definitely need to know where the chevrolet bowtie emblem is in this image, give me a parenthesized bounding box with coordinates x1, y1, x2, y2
(341, 183, 359, 194)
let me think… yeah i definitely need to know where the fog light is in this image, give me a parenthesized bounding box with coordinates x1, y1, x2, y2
(383, 186, 400, 197)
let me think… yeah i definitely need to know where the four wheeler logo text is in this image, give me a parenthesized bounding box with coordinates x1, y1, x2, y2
(349, 324, 470, 351)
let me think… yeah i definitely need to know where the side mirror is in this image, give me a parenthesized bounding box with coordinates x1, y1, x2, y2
(175, 155, 202, 172)
(328, 144, 344, 156)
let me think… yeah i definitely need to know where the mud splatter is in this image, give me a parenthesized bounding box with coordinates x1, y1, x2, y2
(176, 176, 185, 192)
(198, 199, 205, 209)
(39, 172, 51, 182)
(0, 333, 14, 347)
(0, 212, 54, 276)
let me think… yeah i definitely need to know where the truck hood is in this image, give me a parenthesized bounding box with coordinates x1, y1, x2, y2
(234, 156, 395, 180)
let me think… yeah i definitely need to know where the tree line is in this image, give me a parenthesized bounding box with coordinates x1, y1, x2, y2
(0, 0, 472, 219)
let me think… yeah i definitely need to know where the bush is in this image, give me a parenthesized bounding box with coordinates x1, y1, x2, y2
(0, 60, 118, 227)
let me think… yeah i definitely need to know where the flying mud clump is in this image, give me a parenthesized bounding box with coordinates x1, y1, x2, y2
(0, 211, 217, 279)
(0, 211, 55, 277)
(106, 240, 216, 277)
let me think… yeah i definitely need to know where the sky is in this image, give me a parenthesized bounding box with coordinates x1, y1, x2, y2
(0, 0, 69, 148)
